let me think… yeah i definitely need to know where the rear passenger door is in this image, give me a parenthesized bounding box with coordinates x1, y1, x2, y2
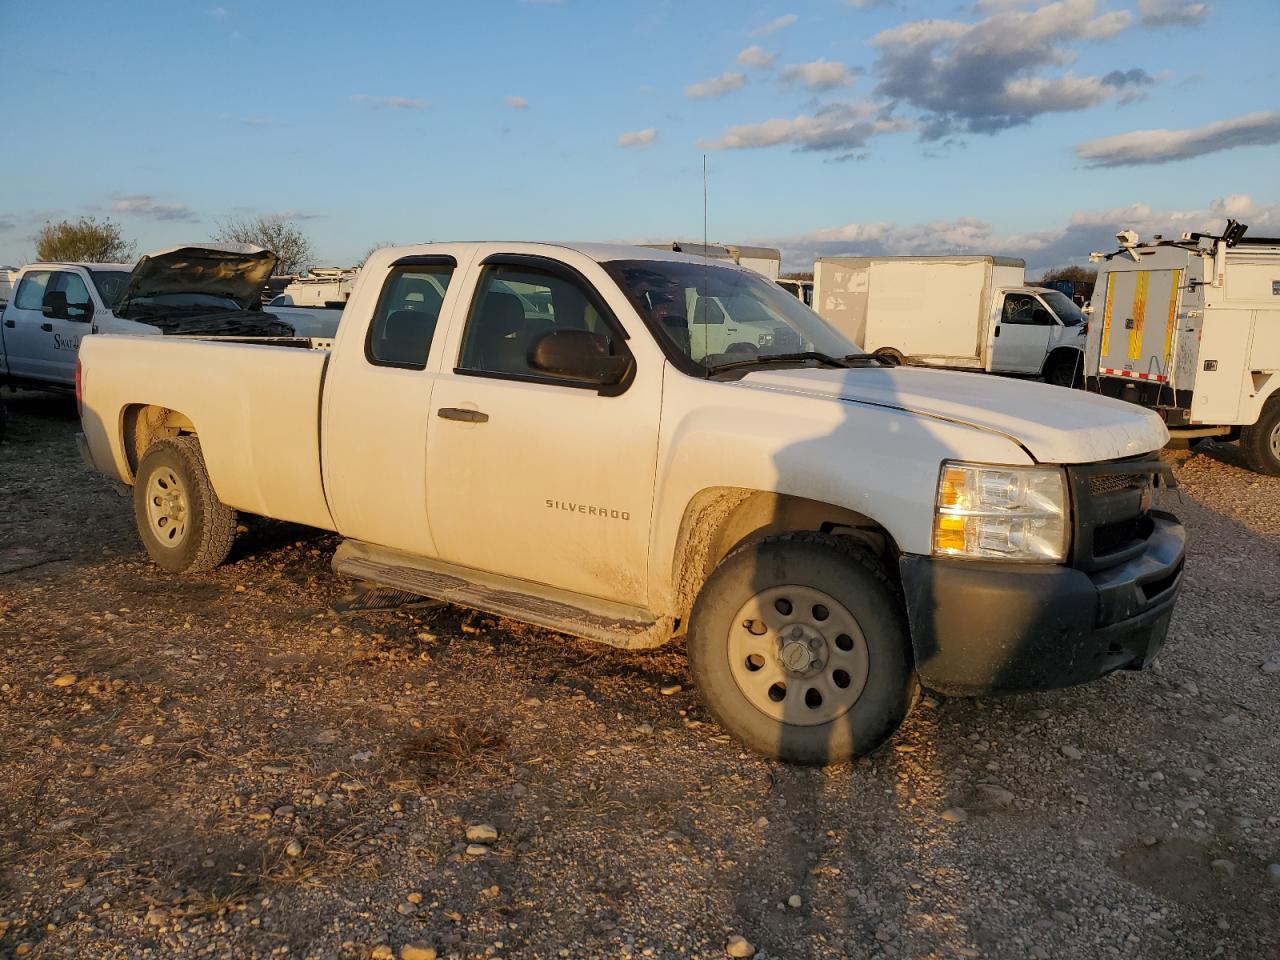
(320, 254, 463, 555)
(3, 271, 55, 382)
(425, 254, 660, 607)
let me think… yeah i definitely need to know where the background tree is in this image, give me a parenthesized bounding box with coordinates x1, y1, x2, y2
(213, 215, 315, 275)
(35, 217, 135, 263)
(357, 241, 397, 268)
(1039, 265, 1097, 286)
(781, 270, 814, 281)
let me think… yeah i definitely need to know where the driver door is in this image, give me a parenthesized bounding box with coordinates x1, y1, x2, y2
(37, 271, 94, 386)
(991, 293, 1053, 373)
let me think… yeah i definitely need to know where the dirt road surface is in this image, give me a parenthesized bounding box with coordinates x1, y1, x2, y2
(1, 392, 1277, 960)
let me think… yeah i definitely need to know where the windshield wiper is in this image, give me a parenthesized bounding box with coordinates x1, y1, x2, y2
(705, 351, 892, 375)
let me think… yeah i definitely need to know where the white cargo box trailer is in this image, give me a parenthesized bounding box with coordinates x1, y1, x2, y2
(813, 255, 1087, 385)
(1083, 220, 1280, 473)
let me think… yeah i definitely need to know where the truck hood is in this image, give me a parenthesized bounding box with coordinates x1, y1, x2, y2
(116, 243, 278, 313)
(736, 366, 1168, 464)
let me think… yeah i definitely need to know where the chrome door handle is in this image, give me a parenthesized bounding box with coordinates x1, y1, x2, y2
(437, 407, 489, 423)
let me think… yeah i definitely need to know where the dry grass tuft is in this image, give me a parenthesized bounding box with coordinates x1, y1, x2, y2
(395, 718, 506, 786)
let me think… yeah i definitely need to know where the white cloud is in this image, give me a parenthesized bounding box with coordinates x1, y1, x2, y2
(871, 0, 1142, 137)
(699, 101, 910, 152)
(779, 59, 858, 90)
(685, 72, 747, 100)
(504, 95, 529, 109)
(240, 116, 273, 127)
(351, 95, 429, 109)
(1136, 0, 1209, 26)
(736, 45, 776, 69)
(268, 209, 322, 221)
(767, 194, 1280, 273)
(617, 127, 657, 148)
(1076, 110, 1280, 166)
(111, 194, 199, 223)
(753, 13, 797, 36)
(207, 6, 227, 17)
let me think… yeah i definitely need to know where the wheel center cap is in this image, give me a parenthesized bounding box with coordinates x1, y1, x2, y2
(780, 640, 812, 672)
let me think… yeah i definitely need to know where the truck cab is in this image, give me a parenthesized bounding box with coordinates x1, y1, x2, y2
(993, 285, 1087, 381)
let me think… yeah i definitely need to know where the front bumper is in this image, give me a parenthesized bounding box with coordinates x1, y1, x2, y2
(898, 510, 1185, 695)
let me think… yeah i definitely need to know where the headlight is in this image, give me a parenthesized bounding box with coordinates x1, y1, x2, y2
(933, 461, 1068, 562)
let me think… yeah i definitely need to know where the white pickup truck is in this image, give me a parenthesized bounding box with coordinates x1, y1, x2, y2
(0, 244, 336, 392)
(77, 242, 1186, 764)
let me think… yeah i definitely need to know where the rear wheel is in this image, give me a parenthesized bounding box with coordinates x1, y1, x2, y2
(1239, 398, 1280, 476)
(687, 533, 917, 765)
(133, 436, 237, 572)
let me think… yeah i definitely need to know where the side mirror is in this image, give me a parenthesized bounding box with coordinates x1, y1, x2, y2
(528, 329, 632, 386)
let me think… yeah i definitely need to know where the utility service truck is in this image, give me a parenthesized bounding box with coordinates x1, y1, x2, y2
(0, 244, 337, 392)
(813, 255, 1087, 386)
(1084, 221, 1280, 474)
(77, 241, 1184, 764)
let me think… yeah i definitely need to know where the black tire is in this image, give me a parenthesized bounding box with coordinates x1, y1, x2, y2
(1044, 352, 1082, 389)
(872, 347, 904, 367)
(1239, 398, 1280, 476)
(133, 436, 237, 573)
(687, 533, 918, 765)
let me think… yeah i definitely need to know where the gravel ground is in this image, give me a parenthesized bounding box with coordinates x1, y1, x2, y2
(1, 391, 1277, 960)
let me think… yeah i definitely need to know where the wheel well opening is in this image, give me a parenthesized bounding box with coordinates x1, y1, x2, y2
(670, 488, 899, 630)
(122, 404, 197, 479)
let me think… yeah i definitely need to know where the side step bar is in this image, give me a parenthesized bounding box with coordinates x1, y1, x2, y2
(331, 540, 672, 650)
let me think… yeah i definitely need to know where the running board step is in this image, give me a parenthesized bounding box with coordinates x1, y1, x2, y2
(331, 541, 671, 650)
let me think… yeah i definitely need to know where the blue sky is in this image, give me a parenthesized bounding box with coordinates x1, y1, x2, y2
(2, 0, 1277, 273)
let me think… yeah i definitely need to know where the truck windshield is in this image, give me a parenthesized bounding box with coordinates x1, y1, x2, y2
(603, 259, 859, 372)
(90, 270, 131, 308)
(1040, 290, 1084, 326)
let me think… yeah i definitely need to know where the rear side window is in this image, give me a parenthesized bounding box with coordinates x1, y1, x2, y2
(366, 264, 454, 369)
(14, 271, 53, 310)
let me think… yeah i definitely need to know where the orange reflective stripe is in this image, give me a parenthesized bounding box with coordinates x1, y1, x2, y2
(1101, 273, 1115, 356)
(1163, 269, 1180, 362)
(1128, 271, 1149, 361)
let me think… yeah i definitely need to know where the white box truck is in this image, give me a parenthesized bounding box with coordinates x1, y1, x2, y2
(813, 256, 1087, 386)
(1083, 220, 1280, 474)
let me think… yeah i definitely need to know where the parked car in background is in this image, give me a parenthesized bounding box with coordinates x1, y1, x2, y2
(78, 241, 1184, 765)
(813, 255, 1087, 386)
(1, 265, 20, 305)
(776, 277, 814, 306)
(1084, 220, 1280, 474)
(0, 244, 295, 392)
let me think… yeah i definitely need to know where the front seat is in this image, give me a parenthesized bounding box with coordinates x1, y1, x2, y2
(467, 291, 527, 372)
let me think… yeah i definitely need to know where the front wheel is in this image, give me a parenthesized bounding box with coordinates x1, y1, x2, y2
(133, 436, 237, 573)
(1239, 398, 1280, 476)
(687, 533, 918, 765)
(1044, 353, 1082, 388)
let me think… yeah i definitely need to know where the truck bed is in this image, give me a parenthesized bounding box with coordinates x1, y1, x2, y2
(78, 335, 336, 532)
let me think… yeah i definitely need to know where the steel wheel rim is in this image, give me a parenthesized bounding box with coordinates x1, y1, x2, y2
(727, 584, 870, 727)
(145, 468, 189, 548)
(1270, 420, 1280, 459)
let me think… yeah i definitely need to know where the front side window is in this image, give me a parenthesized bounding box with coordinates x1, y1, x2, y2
(1002, 293, 1046, 325)
(458, 264, 623, 378)
(54, 272, 93, 320)
(13, 271, 53, 311)
(602, 259, 856, 371)
(366, 263, 454, 369)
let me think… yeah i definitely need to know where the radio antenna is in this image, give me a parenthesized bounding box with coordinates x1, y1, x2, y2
(701, 153, 710, 370)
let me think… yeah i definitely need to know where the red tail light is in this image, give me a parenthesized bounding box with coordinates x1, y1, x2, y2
(75, 358, 84, 416)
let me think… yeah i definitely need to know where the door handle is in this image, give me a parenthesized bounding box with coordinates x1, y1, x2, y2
(3, 319, 13, 328)
(437, 407, 489, 423)
(993, 326, 1001, 337)
(40, 322, 53, 332)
